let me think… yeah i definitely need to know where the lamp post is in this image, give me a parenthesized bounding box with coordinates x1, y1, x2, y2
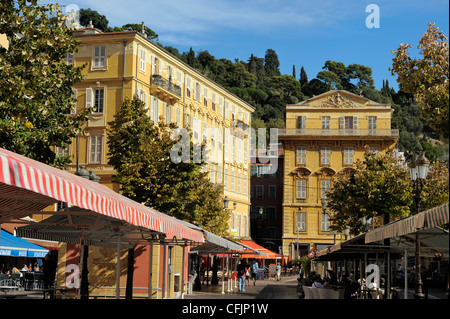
(408, 153, 430, 299)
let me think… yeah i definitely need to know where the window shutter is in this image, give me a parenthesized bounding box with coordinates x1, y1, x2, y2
(297, 116, 305, 129)
(339, 116, 344, 129)
(85, 88, 93, 108)
(353, 116, 358, 129)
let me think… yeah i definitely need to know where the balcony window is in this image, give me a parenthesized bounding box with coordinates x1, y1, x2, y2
(321, 146, 330, 165)
(296, 180, 306, 199)
(297, 146, 306, 165)
(296, 212, 306, 232)
(93, 46, 106, 68)
(344, 147, 353, 165)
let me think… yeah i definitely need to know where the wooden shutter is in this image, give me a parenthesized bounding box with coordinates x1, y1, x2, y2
(85, 88, 93, 108)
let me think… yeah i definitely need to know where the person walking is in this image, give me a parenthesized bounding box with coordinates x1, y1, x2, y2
(251, 259, 259, 286)
(276, 263, 281, 281)
(237, 260, 247, 293)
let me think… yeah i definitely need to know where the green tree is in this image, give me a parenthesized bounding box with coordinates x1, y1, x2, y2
(107, 97, 230, 236)
(326, 149, 413, 235)
(299, 66, 308, 88)
(264, 49, 281, 77)
(0, 1, 89, 168)
(391, 23, 449, 142)
(79, 8, 109, 32)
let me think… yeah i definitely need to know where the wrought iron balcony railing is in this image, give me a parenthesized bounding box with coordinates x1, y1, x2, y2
(151, 74, 182, 99)
(277, 128, 399, 138)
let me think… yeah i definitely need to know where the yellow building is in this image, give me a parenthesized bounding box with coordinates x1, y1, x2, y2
(62, 27, 254, 239)
(278, 90, 399, 257)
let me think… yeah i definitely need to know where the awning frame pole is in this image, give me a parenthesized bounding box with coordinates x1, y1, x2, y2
(148, 239, 153, 299)
(221, 249, 225, 294)
(116, 235, 122, 299)
(404, 249, 408, 300)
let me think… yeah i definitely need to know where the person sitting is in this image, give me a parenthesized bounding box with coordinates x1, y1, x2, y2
(312, 275, 324, 288)
(21, 264, 29, 271)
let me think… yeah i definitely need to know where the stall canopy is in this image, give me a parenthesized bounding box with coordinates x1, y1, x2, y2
(238, 240, 281, 259)
(0, 229, 49, 258)
(315, 202, 449, 261)
(159, 213, 262, 255)
(0, 147, 204, 246)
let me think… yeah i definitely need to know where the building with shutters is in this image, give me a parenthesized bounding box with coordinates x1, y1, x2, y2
(59, 27, 254, 240)
(48, 26, 254, 299)
(277, 90, 399, 258)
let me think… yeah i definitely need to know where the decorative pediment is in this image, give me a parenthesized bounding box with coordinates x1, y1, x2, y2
(290, 167, 312, 179)
(320, 93, 355, 108)
(315, 167, 336, 176)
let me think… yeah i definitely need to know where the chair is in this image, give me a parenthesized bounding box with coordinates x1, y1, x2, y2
(303, 286, 314, 299)
(184, 273, 197, 295)
(10, 273, 21, 287)
(33, 272, 44, 289)
(0, 273, 10, 286)
(311, 286, 320, 299)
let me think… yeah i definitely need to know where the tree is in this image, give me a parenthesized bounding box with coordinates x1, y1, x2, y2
(0, 1, 90, 168)
(264, 49, 281, 77)
(107, 97, 230, 236)
(391, 23, 449, 142)
(116, 23, 158, 41)
(79, 8, 109, 32)
(326, 149, 413, 235)
(299, 66, 308, 88)
(420, 161, 449, 212)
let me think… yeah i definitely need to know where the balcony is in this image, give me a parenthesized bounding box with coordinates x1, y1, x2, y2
(277, 128, 399, 139)
(150, 74, 181, 103)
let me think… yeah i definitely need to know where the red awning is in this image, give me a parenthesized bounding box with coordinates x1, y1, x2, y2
(0, 147, 204, 243)
(239, 240, 283, 259)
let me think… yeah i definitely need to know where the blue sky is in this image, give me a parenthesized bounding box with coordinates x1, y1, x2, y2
(49, 0, 448, 90)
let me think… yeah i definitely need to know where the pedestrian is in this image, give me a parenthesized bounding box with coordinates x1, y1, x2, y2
(276, 263, 281, 281)
(251, 259, 259, 286)
(237, 259, 247, 293)
(299, 264, 304, 279)
(43, 254, 57, 299)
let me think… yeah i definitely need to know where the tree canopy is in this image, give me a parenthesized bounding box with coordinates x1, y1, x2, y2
(0, 0, 90, 168)
(391, 22, 449, 142)
(107, 96, 230, 236)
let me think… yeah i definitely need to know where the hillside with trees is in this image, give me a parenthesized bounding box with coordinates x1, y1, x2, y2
(79, 9, 449, 163)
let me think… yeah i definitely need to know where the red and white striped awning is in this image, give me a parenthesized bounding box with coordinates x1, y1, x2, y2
(0, 147, 204, 243)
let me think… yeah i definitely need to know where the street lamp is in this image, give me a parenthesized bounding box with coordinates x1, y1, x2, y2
(223, 196, 229, 209)
(408, 152, 430, 299)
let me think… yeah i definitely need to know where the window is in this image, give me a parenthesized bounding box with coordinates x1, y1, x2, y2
(203, 88, 208, 106)
(212, 93, 216, 112)
(321, 116, 330, 132)
(217, 165, 222, 184)
(340, 116, 358, 130)
(368, 116, 377, 133)
(250, 186, 254, 198)
(210, 165, 216, 184)
(321, 146, 330, 165)
(193, 117, 199, 141)
(65, 53, 74, 65)
(195, 82, 201, 102)
(321, 180, 331, 199)
(94, 89, 104, 113)
(296, 212, 306, 232)
(69, 89, 77, 114)
(202, 121, 207, 143)
(150, 97, 159, 122)
(296, 180, 306, 199)
(344, 147, 353, 165)
(321, 213, 330, 232)
(57, 146, 70, 157)
(267, 207, 276, 220)
(164, 103, 172, 124)
(256, 185, 264, 198)
(297, 116, 306, 129)
(224, 166, 228, 189)
(90, 135, 102, 163)
(297, 146, 306, 165)
(93, 46, 106, 68)
(269, 185, 276, 198)
(186, 77, 191, 98)
(139, 48, 146, 72)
